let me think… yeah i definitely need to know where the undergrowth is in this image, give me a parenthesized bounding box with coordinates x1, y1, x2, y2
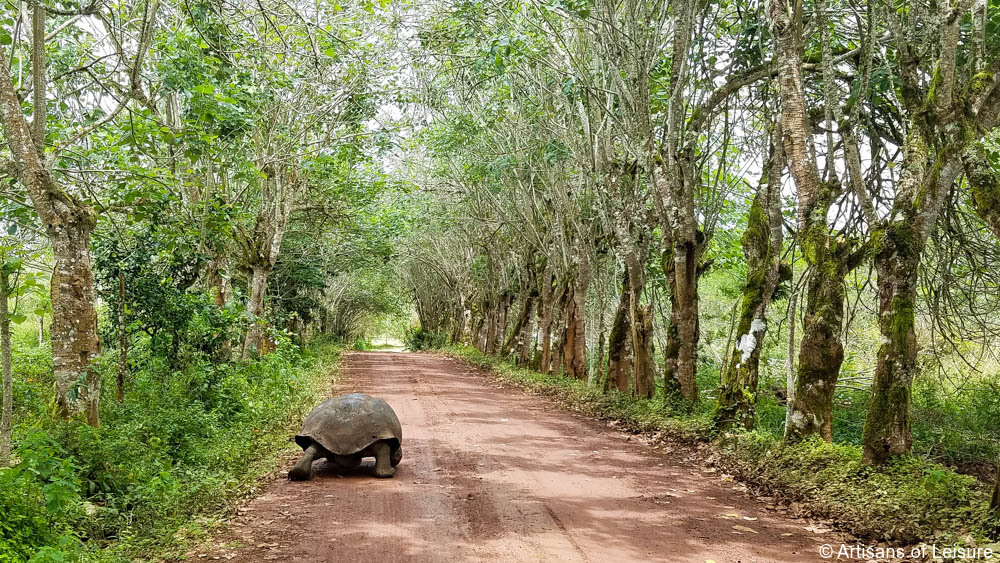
(440, 344, 1000, 548)
(0, 338, 341, 562)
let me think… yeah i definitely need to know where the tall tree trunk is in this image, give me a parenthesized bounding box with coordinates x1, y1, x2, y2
(52, 221, 102, 425)
(785, 240, 848, 442)
(607, 270, 631, 392)
(0, 41, 102, 426)
(564, 268, 590, 381)
(862, 225, 920, 463)
(622, 248, 654, 398)
(562, 287, 577, 376)
(662, 250, 682, 400)
(1, 270, 12, 465)
(771, 0, 851, 443)
(860, 157, 960, 463)
(784, 289, 798, 432)
(538, 271, 559, 373)
(715, 124, 786, 430)
(662, 239, 700, 403)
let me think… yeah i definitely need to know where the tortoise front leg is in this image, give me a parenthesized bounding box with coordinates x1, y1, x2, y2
(289, 444, 320, 481)
(372, 441, 395, 478)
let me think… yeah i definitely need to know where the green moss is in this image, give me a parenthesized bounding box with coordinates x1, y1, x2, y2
(971, 71, 994, 95)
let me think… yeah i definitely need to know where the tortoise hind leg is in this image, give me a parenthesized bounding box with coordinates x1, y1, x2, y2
(390, 445, 402, 467)
(289, 444, 320, 481)
(372, 441, 395, 478)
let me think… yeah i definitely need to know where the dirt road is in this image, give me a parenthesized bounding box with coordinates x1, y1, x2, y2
(200, 352, 846, 562)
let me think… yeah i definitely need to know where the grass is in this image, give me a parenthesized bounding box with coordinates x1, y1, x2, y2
(439, 343, 1000, 548)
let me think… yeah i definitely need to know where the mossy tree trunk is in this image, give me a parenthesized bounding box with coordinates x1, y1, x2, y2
(862, 221, 921, 463)
(785, 206, 851, 442)
(771, 0, 863, 443)
(715, 126, 786, 430)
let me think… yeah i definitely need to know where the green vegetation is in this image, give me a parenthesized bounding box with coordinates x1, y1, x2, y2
(0, 333, 341, 561)
(1, 0, 999, 557)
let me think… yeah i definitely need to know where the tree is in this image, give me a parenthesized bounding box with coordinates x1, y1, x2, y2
(0, 0, 159, 425)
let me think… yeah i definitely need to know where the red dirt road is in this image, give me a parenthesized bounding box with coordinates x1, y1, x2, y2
(200, 352, 850, 562)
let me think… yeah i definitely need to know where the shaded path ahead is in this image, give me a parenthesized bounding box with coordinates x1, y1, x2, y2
(202, 351, 848, 562)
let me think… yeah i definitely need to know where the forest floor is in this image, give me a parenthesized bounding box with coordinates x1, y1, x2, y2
(191, 351, 864, 562)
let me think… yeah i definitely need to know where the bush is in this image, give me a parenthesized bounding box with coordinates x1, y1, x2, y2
(0, 435, 85, 562)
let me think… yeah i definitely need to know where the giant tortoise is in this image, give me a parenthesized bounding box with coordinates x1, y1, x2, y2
(288, 393, 403, 481)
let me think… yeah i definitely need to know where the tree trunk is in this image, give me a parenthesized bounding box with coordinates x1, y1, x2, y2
(37, 316, 43, 347)
(862, 222, 921, 464)
(117, 272, 128, 402)
(242, 264, 272, 358)
(785, 239, 848, 442)
(784, 289, 798, 432)
(517, 311, 535, 366)
(0, 44, 102, 426)
(662, 251, 682, 400)
(715, 125, 786, 430)
(562, 287, 577, 376)
(484, 306, 498, 355)
(572, 264, 591, 380)
(538, 273, 559, 373)
(1, 270, 12, 465)
(51, 224, 102, 425)
(621, 250, 654, 398)
(669, 239, 700, 402)
(607, 271, 631, 393)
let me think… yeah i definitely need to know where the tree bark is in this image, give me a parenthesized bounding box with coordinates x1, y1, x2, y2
(564, 267, 590, 380)
(1, 270, 12, 465)
(662, 247, 682, 400)
(771, 0, 851, 443)
(670, 239, 700, 402)
(243, 264, 272, 358)
(623, 252, 654, 398)
(715, 123, 786, 430)
(0, 36, 102, 426)
(785, 241, 848, 442)
(538, 271, 560, 373)
(606, 270, 632, 393)
(862, 224, 920, 463)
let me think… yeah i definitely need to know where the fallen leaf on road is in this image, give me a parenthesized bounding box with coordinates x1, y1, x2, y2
(733, 525, 758, 534)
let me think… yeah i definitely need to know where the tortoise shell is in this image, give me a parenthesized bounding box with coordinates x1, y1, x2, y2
(294, 393, 402, 456)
